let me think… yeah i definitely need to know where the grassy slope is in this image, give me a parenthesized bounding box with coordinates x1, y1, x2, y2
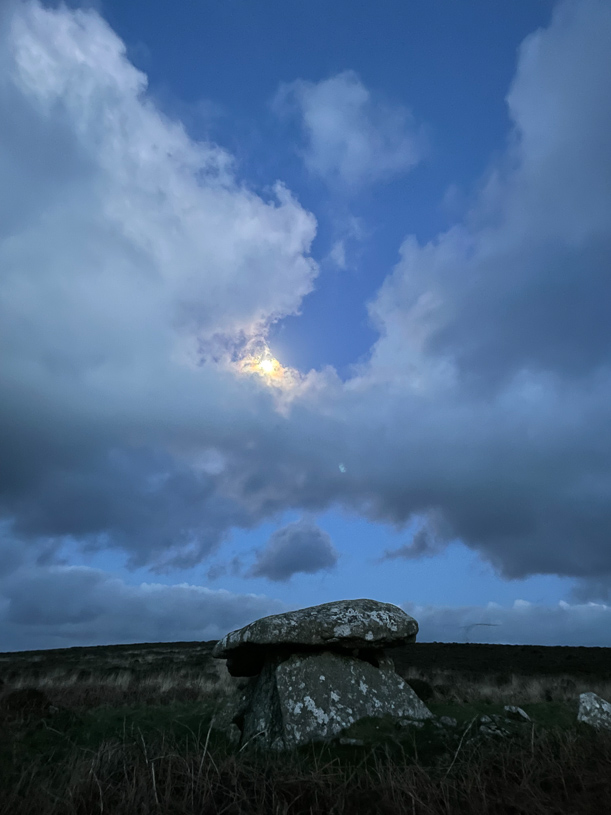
(1, 641, 610, 814)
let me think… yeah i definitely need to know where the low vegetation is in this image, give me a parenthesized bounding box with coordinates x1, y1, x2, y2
(1, 641, 610, 813)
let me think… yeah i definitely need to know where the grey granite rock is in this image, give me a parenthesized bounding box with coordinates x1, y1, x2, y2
(577, 692, 611, 730)
(239, 650, 433, 751)
(503, 705, 531, 722)
(439, 715, 458, 727)
(212, 598, 418, 677)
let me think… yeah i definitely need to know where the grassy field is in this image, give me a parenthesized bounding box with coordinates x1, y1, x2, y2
(1, 640, 610, 814)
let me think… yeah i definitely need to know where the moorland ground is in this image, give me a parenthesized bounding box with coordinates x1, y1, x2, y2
(1, 641, 610, 814)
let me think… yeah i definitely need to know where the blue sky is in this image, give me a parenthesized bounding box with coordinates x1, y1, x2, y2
(1, 0, 610, 650)
(107, 0, 552, 378)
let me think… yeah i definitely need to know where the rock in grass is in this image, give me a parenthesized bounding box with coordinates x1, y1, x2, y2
(577, 692, 611, 730)
(503, 705, 531, 722)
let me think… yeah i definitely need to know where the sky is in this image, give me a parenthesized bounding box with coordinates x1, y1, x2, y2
(1, 0, 611, 651)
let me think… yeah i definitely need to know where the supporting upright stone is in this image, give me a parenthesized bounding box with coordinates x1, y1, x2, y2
(240, 650, 433, 750)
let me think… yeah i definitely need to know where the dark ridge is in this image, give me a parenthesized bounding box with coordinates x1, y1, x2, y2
(1, 640, 609, 679)
(0, 640, 219, 659)
(390, 642, 611, 679)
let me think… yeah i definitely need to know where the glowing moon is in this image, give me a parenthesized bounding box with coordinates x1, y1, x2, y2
(259, 359, 275, 374)
(232, 343, 299, 393)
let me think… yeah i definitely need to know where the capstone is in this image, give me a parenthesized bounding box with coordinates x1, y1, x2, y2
(212, 598, 418, 677)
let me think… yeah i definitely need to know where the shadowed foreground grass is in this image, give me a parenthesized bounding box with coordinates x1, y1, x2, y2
(1, 710, 611, 815)
(1, 641, 610, 813)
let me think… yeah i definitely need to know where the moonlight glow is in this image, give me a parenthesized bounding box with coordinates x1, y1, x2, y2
(233, 345, 295, 386)
(259, 359, 275, 374)
(223, 332, 305, 396)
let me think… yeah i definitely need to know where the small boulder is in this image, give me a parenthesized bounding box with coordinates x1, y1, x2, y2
(577, 692, 611, 731)
(398, 718, 426, 729)
(479, 724, 510, 738)
(503, 705, 531, 722)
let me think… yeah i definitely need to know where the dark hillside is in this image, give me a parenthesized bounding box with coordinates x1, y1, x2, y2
(1, 640, 609, 683)
(391, 642, 611, 679)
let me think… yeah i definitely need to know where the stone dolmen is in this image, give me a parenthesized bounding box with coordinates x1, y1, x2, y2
(212, 598, 433, 751)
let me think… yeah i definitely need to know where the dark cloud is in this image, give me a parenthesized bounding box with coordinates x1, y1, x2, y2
(0, 528, 25, 578)
(206, 555, 244, 582)
(0, 563, 286, 651)
(569, 577, 611, 605)
(5, 567, 106, 626)
(379, 521, 447, 562)
(248, 518, 339, 582)
(379, 512, 450, 562)
(4, 446, 253, 572)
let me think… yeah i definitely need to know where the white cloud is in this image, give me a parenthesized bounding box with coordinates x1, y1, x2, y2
(328, 240, 347, 270)
(274, 70, 427, 189)
(324, 215, 366, 271)
(1, 1, 318, 374)
(405, 598, 611, 647)
(0, 1, 318, 569)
